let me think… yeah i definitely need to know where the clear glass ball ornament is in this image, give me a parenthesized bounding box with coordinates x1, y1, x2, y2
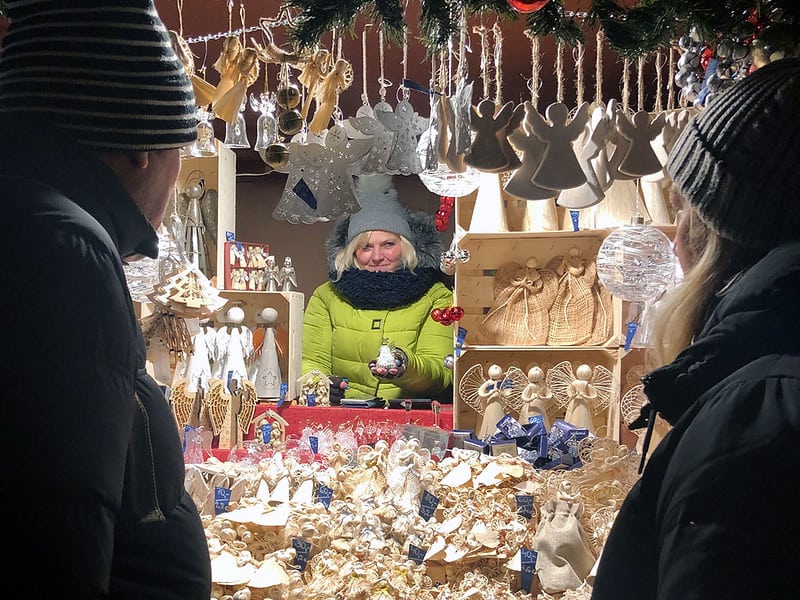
(416, 128, 479, 197)
(596, 217, 677, 303)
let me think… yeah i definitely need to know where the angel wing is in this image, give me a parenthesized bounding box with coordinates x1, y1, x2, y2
(237, 380, 257, 434)
(499, 365, 528, 413)
(458, 363, 487, 415)
(205, 378, 230, 435)
(171, 378, 193, 428)
(546, 360, 576, 410)
(590, 364, 615, 414)
(200, 188, 218, 246)
(620, 383, 646, 427)
(625, 363, 648, 388)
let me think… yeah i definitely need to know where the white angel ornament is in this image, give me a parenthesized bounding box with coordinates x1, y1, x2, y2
(520, 365, 556, 430)
(547, 360, 614, 433)
(459, 363, 527, 439)
(376, 98, 427, 175)
(346, 101, 395, 174)
(621, 381, 671, 460)
(529, 101, 590, 191)
(211, 304, 253, 391)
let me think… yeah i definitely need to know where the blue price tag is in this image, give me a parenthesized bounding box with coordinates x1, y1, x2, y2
(225, 231, 236, 241)
(408, 544, 427, 565)
(315, 484, 333, 510)
(213, 486, 232, 515)
(515, 494, 534, 520)
(306, 392, 316, 407)
(570, 210, 580, 231)
(624, 321, 639, 351)
(520, 547, 538, 592)
(419, 490, 440, 522)
(309, 435, 319, 454)
(279, 383, 288, 405)
(291, 538, 311, 571)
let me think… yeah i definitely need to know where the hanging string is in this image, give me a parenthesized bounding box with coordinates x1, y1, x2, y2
(176, 0, 184, 37)
(438, 46, 448, 94)
(575, 42, 586, 107)
(492, 21, 503, 105)
(239, 2, 246, 44)
(402, 27, 409, 93)
(361, 25, 370, 105)
(457, 10, 467, 85)
(528, 32, 542, 111)
(226, 0, 234, 34)
(637, 55, 645, 112)
(594, 29, 604, 107)
(555, 40, 565, 104)
(378, 28, 387, 103)
(667, 47, 677, 111)
(473, 21, 489, 100)
(337, 31, 343, 60)
(621, 57, 631, 112)
(654, 48, 664, 112)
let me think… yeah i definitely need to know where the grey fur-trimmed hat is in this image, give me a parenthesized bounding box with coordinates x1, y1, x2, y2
(347, 174, 414, 243)
(0, 0, 197, 151)
(667, 57, 800, 249)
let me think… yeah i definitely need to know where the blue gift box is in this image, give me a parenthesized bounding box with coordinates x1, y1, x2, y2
(549, 419, 590, 456)
(524, 415, 546, 439)
(496, 413, 528, 439)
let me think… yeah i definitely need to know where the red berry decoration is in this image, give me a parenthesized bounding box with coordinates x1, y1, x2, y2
(449, 306, 465, 321)
(430, 308, 443, 322)
(506, 0, 550, 13)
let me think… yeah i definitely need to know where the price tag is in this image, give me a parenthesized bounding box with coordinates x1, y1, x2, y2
(520, 547, 538, 592)
(408, 544, 427, 565)
(214, 486, 232, 515)
(315, 484, 333, 510)
(419, 490, 440, 522)
(260, 422, 273, 444)
(515, 494, 534, 520)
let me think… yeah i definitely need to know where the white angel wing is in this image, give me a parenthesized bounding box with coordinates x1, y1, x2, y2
(214, 327, 231, 363)
(590, 364, 615, 414)
(626, 363, 648, 388)
(546, 360, 576, 410)
(499, 365, 528, 413)
(240, 325, 254, 362)
(458, 363, 486, 415)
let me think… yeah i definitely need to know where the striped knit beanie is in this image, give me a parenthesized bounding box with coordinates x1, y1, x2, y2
(667, 57, 800, 249)
(0, 0, 197, 151)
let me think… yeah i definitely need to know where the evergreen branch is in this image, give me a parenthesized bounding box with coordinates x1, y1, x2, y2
(373, 0, 407, 46)
(283, 0, 373, 50)
(419, 0, 459, 50)
(525, 0, 585, 47)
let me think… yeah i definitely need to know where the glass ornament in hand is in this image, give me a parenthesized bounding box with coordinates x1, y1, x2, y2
(416, 125, 479, 197)
(369, 338, 406, 379)
(595, 217, 677, 303)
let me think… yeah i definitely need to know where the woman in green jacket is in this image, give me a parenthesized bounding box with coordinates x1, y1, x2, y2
(302, 174, 454, 401)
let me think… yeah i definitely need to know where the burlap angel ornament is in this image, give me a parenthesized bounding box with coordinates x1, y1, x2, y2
(546, 248, 598, 346)
(479, 257, 558, 345)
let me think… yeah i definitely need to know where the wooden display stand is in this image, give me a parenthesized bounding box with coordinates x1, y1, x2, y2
(452, 191, 626, 439)
(218, 290, 305, 401)
(177, 141, 237, 284)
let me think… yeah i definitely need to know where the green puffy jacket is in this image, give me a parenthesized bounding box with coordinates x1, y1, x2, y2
(302, 279, 454, 399)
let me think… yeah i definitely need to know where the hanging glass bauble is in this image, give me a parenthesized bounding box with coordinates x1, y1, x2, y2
(278, 109, 304, 136)
(506, 0, 550, 13)
(276, 84, 301, 109)
(416, 129, 479, 197)
(260, 142, 290, 169)
(596, 217, 677, 303)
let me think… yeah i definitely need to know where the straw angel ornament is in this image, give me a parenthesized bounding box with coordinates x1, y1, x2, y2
(620, 365, 671, 459)
(519, 365, 556, 429)
(547, 360, 614, 433)
(459, 363, 527, 439)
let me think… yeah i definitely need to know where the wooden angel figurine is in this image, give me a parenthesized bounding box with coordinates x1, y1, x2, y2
(547, 360, 613, 433)
(615, 109, 667, 178)
(529, 101, 590, 191)
(206, 376, 257, 449)
(459, 363, 526, 439)
(520, 365, 555, 430)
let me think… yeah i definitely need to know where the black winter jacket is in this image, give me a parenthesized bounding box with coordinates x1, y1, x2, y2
(0, 116, 211, 598)
(592, 241, 800, 599)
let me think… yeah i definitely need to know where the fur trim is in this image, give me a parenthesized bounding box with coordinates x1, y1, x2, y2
(326, 210, 443, 274)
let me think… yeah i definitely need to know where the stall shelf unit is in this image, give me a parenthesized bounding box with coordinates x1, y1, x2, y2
(452, 192, 678, 443)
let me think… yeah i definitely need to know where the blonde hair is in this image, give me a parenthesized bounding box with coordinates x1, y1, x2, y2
(332, 230, 418, 280)
(647, 206, 767, 368)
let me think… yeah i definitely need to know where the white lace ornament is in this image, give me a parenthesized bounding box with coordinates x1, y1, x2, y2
(376, 99, 428, 175)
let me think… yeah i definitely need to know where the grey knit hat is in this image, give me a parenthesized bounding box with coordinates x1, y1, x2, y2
(0, 0, 197, 151)
(347, 174, 414, 243)
(667, 57, 800, 249)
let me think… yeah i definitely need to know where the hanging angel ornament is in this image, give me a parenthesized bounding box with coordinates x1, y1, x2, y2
(464, 99, 518, 172)
(556, 104, 611, 210)
(615, 110, 667, 178)
(504, 101, 555, 201)
(307, 58, 354, 134)
(190, 106, 217, 157)
(547, 361, 614, 434)
(318, 124, 372, 219)
(376, 97, 428, 175)
(458, 363, 526, 439)
(529, 101, 590, 191)
(346, 102, 395, 175)
(250, 91, 278, 151)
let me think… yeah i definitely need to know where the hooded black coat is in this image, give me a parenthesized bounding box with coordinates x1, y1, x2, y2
(0, 116, 211, 598)
(591, 241, 800, 599)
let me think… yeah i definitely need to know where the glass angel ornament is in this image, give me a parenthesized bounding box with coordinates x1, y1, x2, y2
(250, 91, 278, 151)
(459, 363, 527, 439)
(223, 97, 250, 149)
(190, 106, 217, 157)
(547, 360, 614, 434)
